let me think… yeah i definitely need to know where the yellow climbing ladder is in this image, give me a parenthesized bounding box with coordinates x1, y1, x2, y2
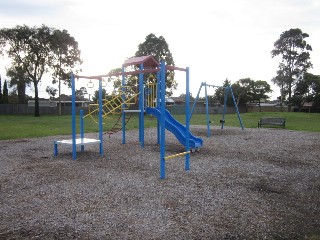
(84, 86, 139, 123)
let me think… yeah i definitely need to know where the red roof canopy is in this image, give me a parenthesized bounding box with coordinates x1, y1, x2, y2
(123, 55, 159, 68)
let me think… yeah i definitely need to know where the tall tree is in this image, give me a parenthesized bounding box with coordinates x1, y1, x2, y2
(232, 78, 254, 106)
(0, 25, 82, 116)
(2, 79, 9, 103)
(293, 73, 320, 109)
(249, 80, 272, 112)
(6, 65, 31, 103)
(271, 28, 312, 111)
(50, 29, 82, 115)
(0, 75, 2, 103)
(213, 79, 234, 107)
(135, 33, 177, 96)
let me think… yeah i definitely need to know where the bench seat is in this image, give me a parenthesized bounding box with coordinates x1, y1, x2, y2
(258, 117, 285, 128)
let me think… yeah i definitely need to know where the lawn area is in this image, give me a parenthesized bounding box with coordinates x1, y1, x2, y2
(0, 112, 319, 140)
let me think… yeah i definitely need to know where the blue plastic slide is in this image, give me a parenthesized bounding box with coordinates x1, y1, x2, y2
(146, 107, 203, 149)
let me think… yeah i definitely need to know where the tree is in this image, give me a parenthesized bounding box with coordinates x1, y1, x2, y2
(50, 29, 82, 115)
(46, 86, 58, 99)
(0, 75, 2, 103)
(135, 33, 177, 96)
(6, 65, 31, 103)
(249, 80, 272, 112)
(92, 88, 107, 103)
(0, 25, 82, 116)
(293, 73, 320, 109)
(2, 79, 9, 103)
(232, 78, 254, 106)
(213, 79, 233, 107)
(271, 28, 312, 111)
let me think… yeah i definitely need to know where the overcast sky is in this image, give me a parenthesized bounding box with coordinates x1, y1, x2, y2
(0, 0, 319, 99)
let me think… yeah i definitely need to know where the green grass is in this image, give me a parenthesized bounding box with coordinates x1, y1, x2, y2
(0, 112, 319, 140)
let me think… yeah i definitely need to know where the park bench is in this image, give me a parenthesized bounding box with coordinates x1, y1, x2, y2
(258, 117, 285, 128)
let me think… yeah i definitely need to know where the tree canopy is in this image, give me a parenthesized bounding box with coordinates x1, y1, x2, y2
(0, 24, 82, 116)
(271, 28, 312, 111)
(292, 73, 320, 109)
(212, 78, 272, 110)
(135, 33, 177, 96)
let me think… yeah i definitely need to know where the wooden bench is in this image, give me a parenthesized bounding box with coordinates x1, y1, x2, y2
(258, 117, 285, 128)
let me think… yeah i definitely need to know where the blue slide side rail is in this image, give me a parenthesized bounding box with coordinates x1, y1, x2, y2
(146, 107, 203, 148)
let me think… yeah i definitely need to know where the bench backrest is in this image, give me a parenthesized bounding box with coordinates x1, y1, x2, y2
(260, 117, 285, 124)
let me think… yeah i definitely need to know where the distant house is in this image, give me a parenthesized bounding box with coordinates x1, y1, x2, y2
(301, 102, 319, 113)
(28, 94, 91, 108)
(171, 97, 205, 107)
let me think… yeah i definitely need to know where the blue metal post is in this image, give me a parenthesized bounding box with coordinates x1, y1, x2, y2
(54, 141, 58, 156)
(122, 66, 126, 144)
(229, 86, 244, 130)
(190, 82, 204, 120)
(98, 79, 104, 156)
(204, 82, 211, 137)
(160, 60, 166, 179)
(80, 110, 84, 151)
(221, 87, 229, 129)
(139, 63, 144, 148)
(71, 74, 77, 160)
(185, 67, 190, 171)
(156, 70, 161, 145)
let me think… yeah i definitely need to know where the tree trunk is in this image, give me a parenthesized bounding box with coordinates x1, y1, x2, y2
(288, 82, 292, 112)
(17, 80, 26, 104)
(34, 80, 40, 117)
(259, 101, 262, 112)
(58, 79, 61, 116)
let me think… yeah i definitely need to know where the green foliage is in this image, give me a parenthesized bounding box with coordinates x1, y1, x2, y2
(6, 65, 31, 103)
(92, 88, 107, 103)
(0, 25, 82, 116)
(2, 79, 9, 103)
(135, 33, 177, 96)
(293, 73, 320, 108)
(212, 78, 272, 109)
(0, 75, 2, 103)
(271, 28, 313, 110)
(213, 79, 233, 106)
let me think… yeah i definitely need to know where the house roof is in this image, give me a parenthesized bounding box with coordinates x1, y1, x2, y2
(303, 102, 313, 107)
(123, 55, 159, 68)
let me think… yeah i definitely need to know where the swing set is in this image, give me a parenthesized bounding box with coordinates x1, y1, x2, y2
(190, 82, 244, 137)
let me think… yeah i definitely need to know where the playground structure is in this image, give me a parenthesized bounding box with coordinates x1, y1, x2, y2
(190, 82, 244, 137)
(54, 55, 203, 179)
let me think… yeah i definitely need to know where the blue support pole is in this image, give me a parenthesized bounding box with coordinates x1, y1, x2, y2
(54, 141, 58, 156)
(160, 60, 166, 179)
(121, 66, 126, 144)
(221, 87, 229, 129)
(71, 74, 77, 160)
(139, 63, 144, 148)
(190, 82, 204, 120)
(185, 67, 190, 171)
(229, 86, 244, 130)
(98, 79, 104, 156)
(80, 110, 84, 151)
(204, 82, 211, 137)
(156, 70, 161, 145)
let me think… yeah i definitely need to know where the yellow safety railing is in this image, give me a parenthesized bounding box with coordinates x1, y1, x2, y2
(164, 151, 190, 160)
(146, 83, 157, 108)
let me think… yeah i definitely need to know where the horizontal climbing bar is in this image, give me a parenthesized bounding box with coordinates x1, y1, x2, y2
(123, 110, 142, 113)
(164, 151, 190, 160)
